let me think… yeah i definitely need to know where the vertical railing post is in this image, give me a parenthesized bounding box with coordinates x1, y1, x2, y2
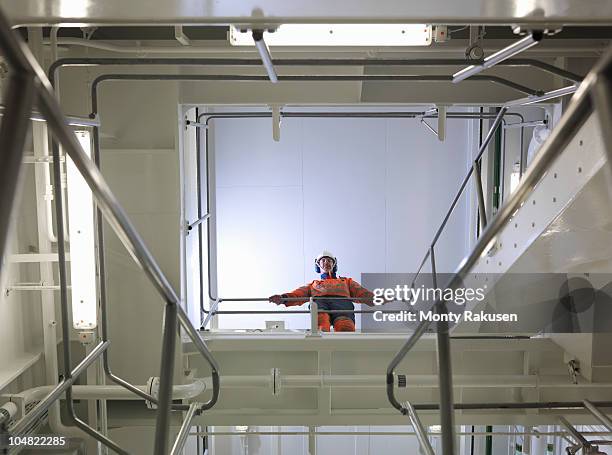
(473, 159, 488, 232)
(0, 73, 35, 268)
(153, 302, 179, 455)
(308, 426, 317, 455)
(310, 297, 319, 335)
(431, 246, 456, 455)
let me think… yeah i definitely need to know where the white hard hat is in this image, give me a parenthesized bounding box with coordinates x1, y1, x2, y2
(315, 251, 337, 265)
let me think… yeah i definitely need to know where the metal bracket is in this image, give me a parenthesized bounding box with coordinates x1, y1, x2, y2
(419, 105, 446, 141)
(174, 26, 191, 46)
(465, 26, 485, 60)
(270, 104, 281, 142)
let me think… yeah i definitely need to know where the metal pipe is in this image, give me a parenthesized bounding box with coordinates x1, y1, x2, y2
(0, 74, 35, 272)
(453, 32, 544, 83)
(9, 341, 109, 436)
(192, 112, 524, 121)
(473, 159, 488, 231)
(199, 309, 429, 314)
(90, 75, 188, 413)
(5, 284, 63, 291)
(154, 303, 178, 455)
(252, 30, 278, 83)
(89, 72, 539, 96)
(174, 373, 612, 389)
(176, 305, 220, 411)
(202, 298, 219, 329)
(195, 106, 206, 325)
(189, 430, 612, 437)
(386, 320, 431, 412)
(559, 416, 590, 446)
(187, 213, 210, 232)
(17, 381, 206, 404)
(170, 403, 199, 455)
(405, 401, 435, 455)
(503, 120, 546, 129)
(0, 105, 99, 127)
(420, 118, 438, 137)
(431, 246, 456, 455)
(584, 400, 612, 433)
(48, 56, 583, 83)
(504, 85, 578, 107)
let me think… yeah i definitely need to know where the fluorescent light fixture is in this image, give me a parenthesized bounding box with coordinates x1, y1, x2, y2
(67, 130, 97, 330)
(230, 24, 432, 47)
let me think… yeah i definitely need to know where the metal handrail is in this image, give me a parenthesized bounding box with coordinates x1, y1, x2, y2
(9, 341, 109, 436)
(48, 56, 584, 84)
(170, 403, 200, 455)
(404, 401, 435, 455)
(584, 400, 612, 433)
(0, 14, 221, 455)
(385, 43, 612, 455)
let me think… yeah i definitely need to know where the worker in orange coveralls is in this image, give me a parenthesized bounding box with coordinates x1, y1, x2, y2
(269, 251, 375, 332)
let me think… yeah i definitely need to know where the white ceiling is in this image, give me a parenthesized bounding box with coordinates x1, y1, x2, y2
(5, 0, 612, 27)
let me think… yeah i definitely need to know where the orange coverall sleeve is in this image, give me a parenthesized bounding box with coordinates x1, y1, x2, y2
(282, 283, 312, 306)
(347, 278, 375, 306)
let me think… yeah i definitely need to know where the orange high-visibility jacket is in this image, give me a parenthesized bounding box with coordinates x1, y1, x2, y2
(282, 275, 374, 306)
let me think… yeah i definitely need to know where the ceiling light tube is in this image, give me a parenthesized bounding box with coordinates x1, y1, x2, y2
(67, 130, 97, 330)
(231, 25, 432, 47)
(252, 30, 278, 83)
(453, 31, 543, 84)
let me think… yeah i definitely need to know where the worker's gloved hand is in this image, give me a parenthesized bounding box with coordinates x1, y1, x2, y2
(269, 295, 283, 305)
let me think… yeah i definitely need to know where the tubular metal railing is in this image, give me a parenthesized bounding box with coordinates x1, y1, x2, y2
(386, 45, 612, 455)
(0, 12, 220, 455)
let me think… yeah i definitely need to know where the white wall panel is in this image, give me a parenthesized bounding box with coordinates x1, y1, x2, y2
(101, 149, 181, 383)
(216, 185, 307, 329)
(301, 118, 387, 280)
(215, 117, 303, 188)
(385, 117, 470, 273)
